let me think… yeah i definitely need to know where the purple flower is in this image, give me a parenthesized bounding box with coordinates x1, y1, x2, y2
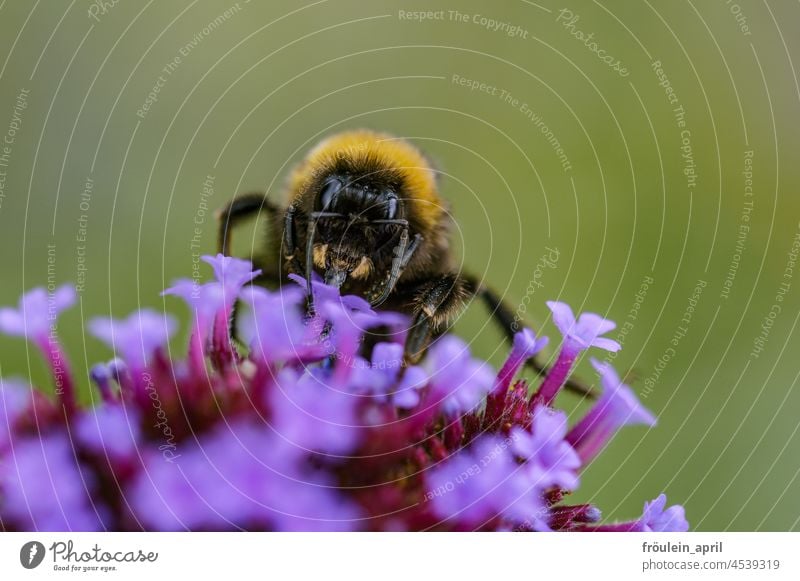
(640, 494, 689, 532)
(0, 284, 76, 341)
(547, 301, 620, 354)
(511, 406, 580, 492)
(425, 336, 494, 415)
(426, 435, 545, 529)
(288, 273, 372, 314)
(0, 433, 104, 531)
(269, 368, 361, 455)
(567, 359, 657, 464)
(129, 420, 361, 531)
(347, 342, 428, 409)
(535, 303, 621, 405)
(162, 279, 224, 338)
(0, 285, 78, 413)
(88, 309, 177, 370)
(74, 404, 141, 461)
(581, 493, 688, 532)
(202, 254, 261, 300)
(237, 285, 324, 364)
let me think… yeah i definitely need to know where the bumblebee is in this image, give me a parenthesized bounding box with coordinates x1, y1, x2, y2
(217, 129, 590, 394)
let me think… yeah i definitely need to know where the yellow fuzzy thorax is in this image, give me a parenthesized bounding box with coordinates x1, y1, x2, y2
(286, 129, 444, 228)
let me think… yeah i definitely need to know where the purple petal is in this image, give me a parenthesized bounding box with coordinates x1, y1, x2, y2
(0, 285, 76, 339)
(546, 301, 576, 337)
(88, 309, 177, 369)
(74, 404, 141, 460)
(0, 434, 103, 531)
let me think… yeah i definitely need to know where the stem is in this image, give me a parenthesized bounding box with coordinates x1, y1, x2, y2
(533, 348, 577, 405)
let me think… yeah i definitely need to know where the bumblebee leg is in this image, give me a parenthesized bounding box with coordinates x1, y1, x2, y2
(281, 204, 307, 277)
(216, 193, 279, 256)
(462, 272, 596, 398)
(370, 230, 421, 307)
(404, 274, 474, 364)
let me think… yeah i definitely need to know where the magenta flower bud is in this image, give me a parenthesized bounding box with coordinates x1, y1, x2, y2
(89, 362, 116, 403)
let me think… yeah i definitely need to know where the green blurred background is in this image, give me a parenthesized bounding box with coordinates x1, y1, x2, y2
(1, 0, 798, 530)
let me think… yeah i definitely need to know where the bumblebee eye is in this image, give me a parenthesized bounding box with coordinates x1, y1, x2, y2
(386, 194, 398, 220)
(319, 179, 342, 210)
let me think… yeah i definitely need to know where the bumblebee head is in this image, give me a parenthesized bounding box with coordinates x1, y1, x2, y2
(290, 129, 445, 292)
(309, 171, 407, 288)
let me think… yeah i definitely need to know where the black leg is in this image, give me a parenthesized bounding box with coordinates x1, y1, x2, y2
(462, 272, 596, 398)
(216, 192, 279, 256)
(370, 230, 422, 307)
(403, 273, 472, 363)
(283, 204, 298, 256)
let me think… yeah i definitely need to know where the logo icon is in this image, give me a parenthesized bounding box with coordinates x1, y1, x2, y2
(20, 541, 46, 569)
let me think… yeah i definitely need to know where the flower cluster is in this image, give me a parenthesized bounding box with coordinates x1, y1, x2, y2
(0, 256, 688, 532)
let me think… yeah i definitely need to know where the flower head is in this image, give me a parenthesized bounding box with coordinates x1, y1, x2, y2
(511, 407, 580, 492)
(0, 255, 685, 532)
